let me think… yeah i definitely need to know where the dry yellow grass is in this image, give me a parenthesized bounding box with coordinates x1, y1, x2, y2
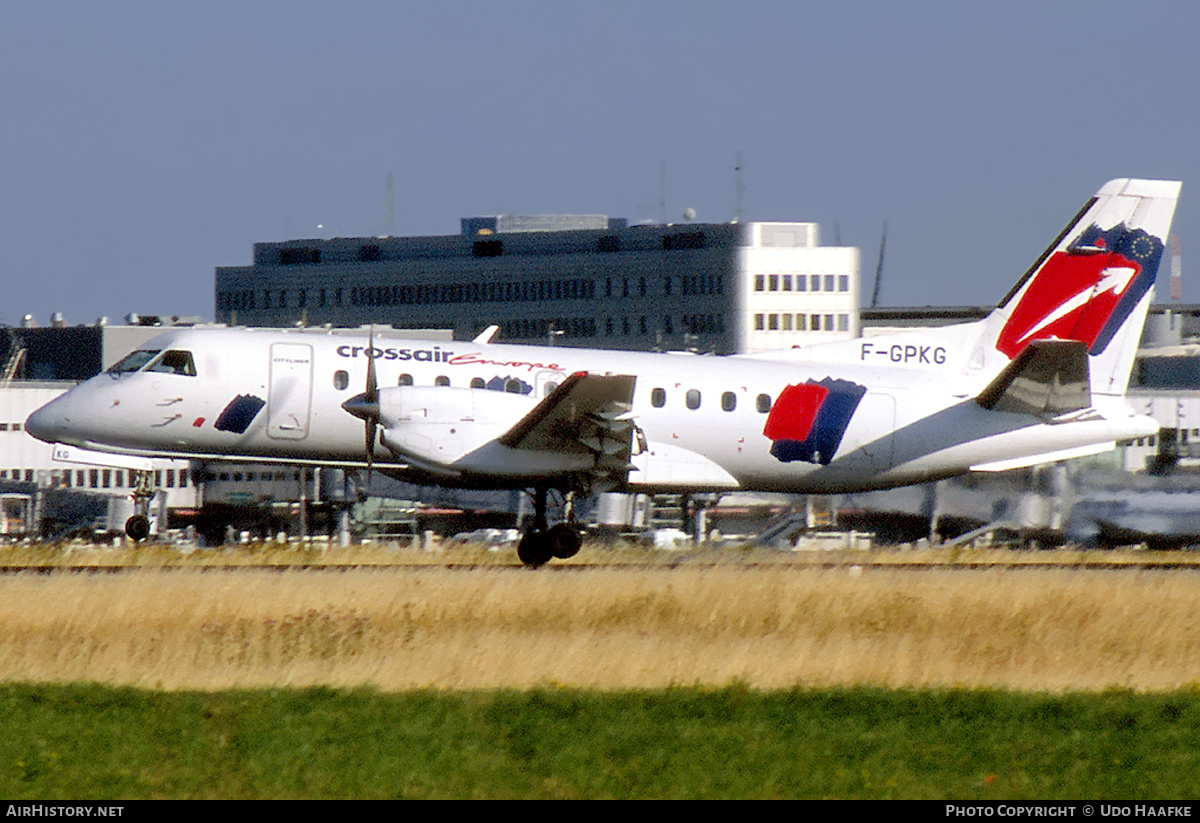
(0, 564, 1197, 692)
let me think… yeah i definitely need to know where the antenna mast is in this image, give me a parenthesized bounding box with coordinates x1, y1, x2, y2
(1171, 234, 1182, 301)
(386, 172, 394, 236)
(733, 151, 744, 222)
(870, 222, 887, 308)
(659, 161, 666, 224)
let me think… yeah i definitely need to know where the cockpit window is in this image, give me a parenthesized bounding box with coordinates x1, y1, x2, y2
(147, 350, 197, 376)
(108, 350, 161, 374)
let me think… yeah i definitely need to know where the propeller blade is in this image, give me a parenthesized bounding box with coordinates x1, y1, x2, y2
(364, 326, 378, 484)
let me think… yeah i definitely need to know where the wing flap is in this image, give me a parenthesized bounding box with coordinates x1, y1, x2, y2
(498, 372, 638, 490)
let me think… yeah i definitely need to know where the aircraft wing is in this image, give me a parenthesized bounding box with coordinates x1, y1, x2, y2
(498, 372, 638, 490)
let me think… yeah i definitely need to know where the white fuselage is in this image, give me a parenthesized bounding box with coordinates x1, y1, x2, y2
(25, 326, 1156, 495)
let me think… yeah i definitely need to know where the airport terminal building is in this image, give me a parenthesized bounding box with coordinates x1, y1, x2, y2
(215, 216, 860, 353)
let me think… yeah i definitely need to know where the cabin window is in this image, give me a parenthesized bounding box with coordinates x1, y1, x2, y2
(470, 377, 486, 389)
(756, 394, 772, 413)
(108, 350, 161, 374)
(147, 350, 197, 376)
(686, 389, 701, 410)
(650, 387, 666, 408)
(721, 392, 737, 412)
(504, 378, 522, 393)
(435, 375, 450, 387)
(398, 373, 413, 386)
(333, 370, 349, 390)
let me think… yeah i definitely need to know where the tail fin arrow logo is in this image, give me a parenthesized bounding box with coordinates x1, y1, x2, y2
(997, 224, 1163, 359)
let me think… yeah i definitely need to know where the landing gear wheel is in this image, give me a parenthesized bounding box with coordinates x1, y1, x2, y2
(546, 523, 581, 559)
(125, 515, 150, 541)
(517, 529, 554, 568)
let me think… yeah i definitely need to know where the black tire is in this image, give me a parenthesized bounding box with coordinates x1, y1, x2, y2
(125, 515, 150, 541)
(546, 523, 581, 559)
(517, 529, 553, 568)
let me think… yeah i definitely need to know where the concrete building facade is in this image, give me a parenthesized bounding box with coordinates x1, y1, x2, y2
(215, 216, 860, 353)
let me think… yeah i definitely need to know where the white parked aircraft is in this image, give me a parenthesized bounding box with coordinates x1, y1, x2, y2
(26, 179, 1180, 564)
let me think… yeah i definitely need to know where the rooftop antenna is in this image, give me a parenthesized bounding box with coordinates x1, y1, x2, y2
(733, 151, 744, 223)
(870, 222, 887, 308)
(1171, 234, 1182, 301)
(659, 161, 666, 224)
(386, 172, 394, 236)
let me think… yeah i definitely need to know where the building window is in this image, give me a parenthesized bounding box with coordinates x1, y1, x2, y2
(473, 239, 503, 258)
(662, 232, 706, 250)
(782, 314, 793, 331)
(768, 314, 779, 331)
(280, 247, 320, 265)
(825, 275, 836, 292)
(796, 314, 807, 331)
(755, 275, 764, 292)
(755, 314, 765, 331)
(811, 275, 821, 292)
(782, 275, 792, 291)
(769, 275, 778, 291)
(838, 274, 849, 292)
(838, 314, 849, 332)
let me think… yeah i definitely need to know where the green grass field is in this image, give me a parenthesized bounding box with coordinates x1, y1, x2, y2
(4, 682, 1200, 799)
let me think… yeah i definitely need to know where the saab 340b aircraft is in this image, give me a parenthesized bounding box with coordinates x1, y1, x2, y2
(26, 179, 1181, 564)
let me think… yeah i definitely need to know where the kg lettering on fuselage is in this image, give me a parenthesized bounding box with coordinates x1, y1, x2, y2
(25, 179, 1180, 565)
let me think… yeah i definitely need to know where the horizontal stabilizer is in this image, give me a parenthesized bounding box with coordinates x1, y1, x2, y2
(975, 339, 1090, 417)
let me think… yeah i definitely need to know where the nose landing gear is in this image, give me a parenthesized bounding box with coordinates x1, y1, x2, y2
(123, 470, 157, 541)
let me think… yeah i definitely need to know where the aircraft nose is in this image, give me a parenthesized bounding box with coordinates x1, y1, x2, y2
(25, 399, 64, 444)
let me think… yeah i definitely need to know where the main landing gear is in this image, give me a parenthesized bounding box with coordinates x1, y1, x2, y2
(516, 487, 582, 568)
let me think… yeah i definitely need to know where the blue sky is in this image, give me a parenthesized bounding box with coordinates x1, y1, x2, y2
(3, 0, 1198, 326)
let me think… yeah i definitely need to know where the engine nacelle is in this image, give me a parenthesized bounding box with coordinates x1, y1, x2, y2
(376, 385, 538, 465)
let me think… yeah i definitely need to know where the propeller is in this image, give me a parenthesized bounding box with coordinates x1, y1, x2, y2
(340, 326, 380, 485)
